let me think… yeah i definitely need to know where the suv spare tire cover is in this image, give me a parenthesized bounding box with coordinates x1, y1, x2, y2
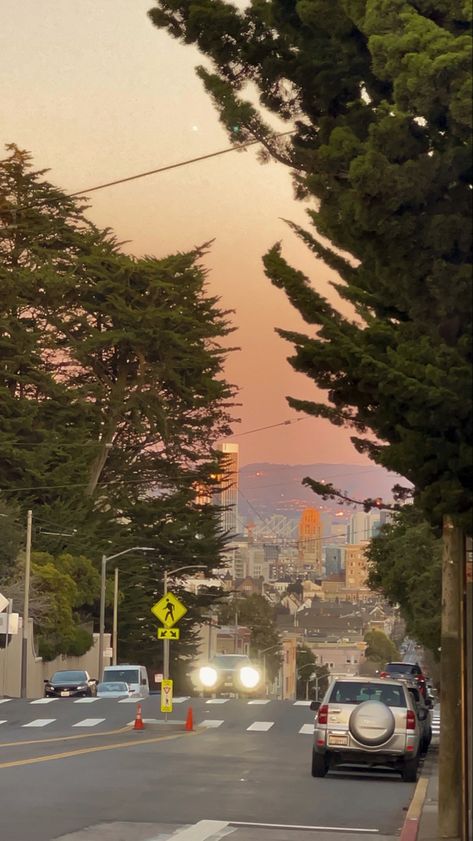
(349, 701, 395, 746)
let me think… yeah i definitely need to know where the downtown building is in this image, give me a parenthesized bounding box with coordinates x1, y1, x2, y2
(214, 442, 239, 537)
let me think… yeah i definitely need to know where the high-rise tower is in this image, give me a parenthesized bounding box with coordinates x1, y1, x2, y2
(215, 442, 239, 537)
(298, 507, 322, 573)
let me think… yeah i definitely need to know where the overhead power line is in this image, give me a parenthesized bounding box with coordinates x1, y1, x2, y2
(228, 417, 306, 438)
(67, 131, 296, 199)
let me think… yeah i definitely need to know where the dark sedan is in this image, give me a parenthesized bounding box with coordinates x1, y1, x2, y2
(44, 670, 98, 698)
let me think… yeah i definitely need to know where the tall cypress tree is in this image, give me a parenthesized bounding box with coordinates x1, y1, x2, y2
(148, 3, 472, 829)
(0, 146, 236, 661)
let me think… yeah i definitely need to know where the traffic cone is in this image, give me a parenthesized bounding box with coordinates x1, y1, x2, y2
(185, 706, 194, 732)
(134, 702, 145, 731)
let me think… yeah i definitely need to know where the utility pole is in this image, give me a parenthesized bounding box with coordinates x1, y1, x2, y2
(112, 567, 119, 666)
(163, 569, 169, 680)
(438, 517, 463, 839)
(20, 510, 32, 699)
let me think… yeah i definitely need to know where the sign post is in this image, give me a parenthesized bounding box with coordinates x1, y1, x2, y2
(151, 583, 187, 717)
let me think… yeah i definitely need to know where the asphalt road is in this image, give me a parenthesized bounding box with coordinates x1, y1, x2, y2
(0, 695, 426, 841)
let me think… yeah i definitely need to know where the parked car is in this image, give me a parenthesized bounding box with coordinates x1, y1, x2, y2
(96, 681, 132, 699)
(44, 670, 97, 698)
(406, 683, 433, 754)
(310, 676, 425, 781)
(379, 662, 427, 698)
(191, 654, 262, 697)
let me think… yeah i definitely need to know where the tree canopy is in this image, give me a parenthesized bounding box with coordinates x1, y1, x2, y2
(0, 145, 237, 659)
(148, 0, 473, 532)
(364, 628, 399, 667)
(367, 504, 442, 656)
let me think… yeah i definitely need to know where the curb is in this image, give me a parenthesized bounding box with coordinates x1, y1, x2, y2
(400, 774, 429, 841)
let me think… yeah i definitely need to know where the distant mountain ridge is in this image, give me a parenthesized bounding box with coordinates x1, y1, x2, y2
(239, 462, 402, 521)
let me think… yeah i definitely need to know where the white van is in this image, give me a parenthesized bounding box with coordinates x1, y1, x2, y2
(101, 665, 149, 698)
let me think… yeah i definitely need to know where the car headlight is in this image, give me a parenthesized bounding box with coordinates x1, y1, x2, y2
(239, 666, 260, 689)
(199, 666, 218, 688)
(77, 684, 88, 690)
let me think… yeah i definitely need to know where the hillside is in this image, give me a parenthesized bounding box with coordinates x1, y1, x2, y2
(239, 462, 402, 522)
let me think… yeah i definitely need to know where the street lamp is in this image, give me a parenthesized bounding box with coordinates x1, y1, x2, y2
(257, 642, 282, 696)
(297, 662, 325, 702)
(98, 547, 154, 679)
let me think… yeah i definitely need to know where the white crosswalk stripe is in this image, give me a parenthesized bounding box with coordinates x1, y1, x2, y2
(0, 720, 7, 725)
(118, 697, 141, 703)
(293, 701, 311, 706)
(248, 700, 270, 705)
(200, 720, 224, 728)
(246, 721, 274, 732)
(73, 718, 105, 727)
(23, 719, 56, 727)
(74, 697, 99, 703)
(30, 698, 57, 704)
(299, 724, 314, 735)
(172, 697, 190, 703)
(0, 699, 12, 704)
(205, 699, 229, 705)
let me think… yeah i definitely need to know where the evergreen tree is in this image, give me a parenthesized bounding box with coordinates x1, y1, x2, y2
(367, 505, 442, 656)
(0, 145, 237, 658)
(147, 9, 471, 825)
(364, 629, 399, 667)
(148, 0, 472, 530)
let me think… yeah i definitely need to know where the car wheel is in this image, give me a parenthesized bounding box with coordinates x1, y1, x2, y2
(401, 755, 419, 782)
(311, 750, 328, 778)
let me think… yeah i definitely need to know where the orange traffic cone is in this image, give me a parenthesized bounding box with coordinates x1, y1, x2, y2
(134, 702, 145, 731)
(185, 706, 194, 732)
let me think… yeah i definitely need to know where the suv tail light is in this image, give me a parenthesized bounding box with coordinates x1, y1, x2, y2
(317, 704, 328, 724)
(406, 710, 416, 730)
(379, 671, 389, 678)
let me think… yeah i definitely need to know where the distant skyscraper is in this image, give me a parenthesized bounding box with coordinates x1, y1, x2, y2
(298, 507, 322, 573)
(215, 442, 239, 537)
(347, 511, 381, 544)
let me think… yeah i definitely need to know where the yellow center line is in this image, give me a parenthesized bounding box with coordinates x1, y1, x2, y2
(0, 724, 132, 749)
(0, 731, 194, 769)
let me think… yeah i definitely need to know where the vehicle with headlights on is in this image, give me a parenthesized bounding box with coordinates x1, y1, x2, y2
(192, 654, 262, 697)
(44, 670, 97, 698)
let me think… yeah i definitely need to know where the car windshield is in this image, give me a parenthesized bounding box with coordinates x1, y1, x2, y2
(103, 669, 139, 684)
(98, 682, 128, 692)
(51, 671, 86, 683)
(330, 681, 406, 707)
(211, 656, 250, 670)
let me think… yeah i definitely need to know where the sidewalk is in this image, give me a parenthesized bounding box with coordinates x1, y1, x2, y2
(418, 745, 439, 841)
(401, 744, 439, 841)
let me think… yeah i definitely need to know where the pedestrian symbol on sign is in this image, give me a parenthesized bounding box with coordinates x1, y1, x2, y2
(164, 599, 175, 623)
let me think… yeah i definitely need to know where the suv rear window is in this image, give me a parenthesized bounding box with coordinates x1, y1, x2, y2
(385, 663, 420, 675)
(330, 681, 406, 708)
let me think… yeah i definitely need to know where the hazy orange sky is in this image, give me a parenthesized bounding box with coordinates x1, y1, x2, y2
(2, 0, 371, 468)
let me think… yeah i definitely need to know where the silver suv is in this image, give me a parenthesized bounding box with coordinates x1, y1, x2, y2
(310, 676, 425, 781)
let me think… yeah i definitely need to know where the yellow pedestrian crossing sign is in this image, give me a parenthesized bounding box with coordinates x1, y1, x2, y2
(157, 627, 180, 640)
(151, 591, 187, 628)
